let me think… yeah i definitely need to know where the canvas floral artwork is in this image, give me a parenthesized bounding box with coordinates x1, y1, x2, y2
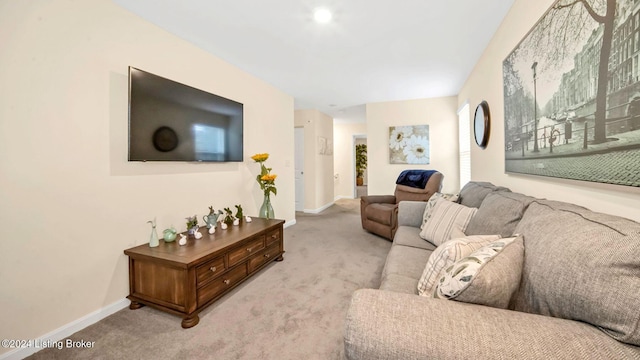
(389, 125, 430, 164)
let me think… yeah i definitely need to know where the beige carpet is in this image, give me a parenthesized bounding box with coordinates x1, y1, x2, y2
(26, 199, 391, 360)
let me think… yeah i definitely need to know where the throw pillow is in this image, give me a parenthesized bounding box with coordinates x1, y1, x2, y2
(419, 198, 477, 246)
(420, 192, 461, 230)
(465, 192, 534, 237)
(458, 182, 511, 208)
(433, 235, 524, 309)
(417, 234, 502, 296)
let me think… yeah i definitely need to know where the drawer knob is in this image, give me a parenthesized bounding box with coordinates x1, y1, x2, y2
(223, 279, 230, 285)
(264, 254, 270, 258)
(246, 248, 252, 253)
(210, 266, 217, 273)
(271, 234, 277, 239)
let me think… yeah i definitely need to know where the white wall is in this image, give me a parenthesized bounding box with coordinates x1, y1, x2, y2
(459, 0, 640, 222)
(333, 122, 367, 199)
(366, 97, 460, 195)
(0, 0, 294, 353)
(294, 109, 334, 211)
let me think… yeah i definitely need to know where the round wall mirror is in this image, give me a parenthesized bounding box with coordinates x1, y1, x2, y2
(474, 101, 490, 149)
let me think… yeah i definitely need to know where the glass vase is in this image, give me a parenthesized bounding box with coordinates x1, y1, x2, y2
(149, 222, 159, 248)
(259, 193, 275, 219)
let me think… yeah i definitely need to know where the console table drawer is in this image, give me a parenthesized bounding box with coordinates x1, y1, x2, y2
(228, 236, 265, 267)
(248, 243, 281, 273)
(196, 256, 226, 286)
(197, 265, 248, 306)
(265, 228, 281, 247)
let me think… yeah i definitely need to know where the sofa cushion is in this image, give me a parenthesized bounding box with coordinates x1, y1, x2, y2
(465, 192, 535, 237)
(345, 289, 640, 360)
(420, 192, 460, 229)
(513, 201, 640, 346)
(417, 235, 501, 296)
(394, 226, 437, 251)
(381, 245, 432, 283)
(419, 198, 477, 246)
(434, 236, 523, 309)
(458, 181, 510, 208)
(397, 201, 428, 228)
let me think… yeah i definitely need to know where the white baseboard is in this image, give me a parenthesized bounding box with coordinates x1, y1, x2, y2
(0, 298, 129, 360)
(304, 201, 334, 214)
(284, 219, 296, 228)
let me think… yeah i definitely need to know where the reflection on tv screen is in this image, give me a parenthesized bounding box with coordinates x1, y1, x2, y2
(128, 67, 243, 162)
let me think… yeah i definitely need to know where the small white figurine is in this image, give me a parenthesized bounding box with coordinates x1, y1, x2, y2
(221, 222, 228, 230)
(208, 226, 216, 235)
(233, 218, 240, 226)
(194, 229, 203, 239)
(178, 234, 187, 246)
(245, 216, 252, 223)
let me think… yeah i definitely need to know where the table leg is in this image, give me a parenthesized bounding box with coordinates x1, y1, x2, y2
(181, 314, 200, 328)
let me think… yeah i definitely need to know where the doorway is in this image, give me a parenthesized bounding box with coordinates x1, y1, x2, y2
(354, 135, 367, 198)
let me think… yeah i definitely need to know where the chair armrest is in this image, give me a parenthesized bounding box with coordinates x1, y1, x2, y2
(397, 201, 427, 227)
(360, 195, 396, 206)
(344, 289, 638, 360)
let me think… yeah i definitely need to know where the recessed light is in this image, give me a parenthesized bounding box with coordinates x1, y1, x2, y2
(313, 8, 332, 24)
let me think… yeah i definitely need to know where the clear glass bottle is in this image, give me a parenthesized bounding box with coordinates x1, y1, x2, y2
(148, 219, 159, 247)
(259, 193, 275, 219)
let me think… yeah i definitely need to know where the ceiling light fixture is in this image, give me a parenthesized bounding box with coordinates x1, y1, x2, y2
(313, 8, 332, 24)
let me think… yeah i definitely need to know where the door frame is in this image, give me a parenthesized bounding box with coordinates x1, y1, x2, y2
(294, 127, 305, 211)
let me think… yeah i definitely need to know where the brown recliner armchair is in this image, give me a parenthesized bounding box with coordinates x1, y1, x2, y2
(360, 170, 443, 240)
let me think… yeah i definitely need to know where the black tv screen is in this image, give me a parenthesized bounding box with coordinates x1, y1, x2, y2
(128, 67, 243, 162)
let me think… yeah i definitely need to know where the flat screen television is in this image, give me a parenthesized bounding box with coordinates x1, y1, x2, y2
(128, 67, 243, 162)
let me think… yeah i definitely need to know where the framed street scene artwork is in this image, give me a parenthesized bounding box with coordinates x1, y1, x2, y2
(388, 125, 430, 164)
(503, 0, 640, 187)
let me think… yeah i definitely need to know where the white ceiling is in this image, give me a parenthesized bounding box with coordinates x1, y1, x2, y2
(112, 0, 515, 122)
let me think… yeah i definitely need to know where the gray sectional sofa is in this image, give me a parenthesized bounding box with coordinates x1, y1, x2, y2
(345, 181, 640, 359)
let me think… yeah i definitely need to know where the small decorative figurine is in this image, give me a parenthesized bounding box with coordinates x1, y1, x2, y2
(148, 218, 159, 248)
(203, 207, 222, 229)
(194, 229, 203, 239)
(162, 227, 177, 242)
(223, 207, 234, 225)
(221, 222, 228, 230)
(178, 233, 187, 246)
(208, 226, 216, 235)
(234, 205, 244, 221)
(233, 218, 240, 226)
(245, 216, 252, 223)
(186, 215, 199, 236)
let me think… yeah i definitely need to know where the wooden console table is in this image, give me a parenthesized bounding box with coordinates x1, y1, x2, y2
(124, 217, 284, 328)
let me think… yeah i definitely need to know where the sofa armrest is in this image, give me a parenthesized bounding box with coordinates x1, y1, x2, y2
(344, 289, 640, 360)
(360, 195, 396, 206)
(397, 201, 427, 228)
